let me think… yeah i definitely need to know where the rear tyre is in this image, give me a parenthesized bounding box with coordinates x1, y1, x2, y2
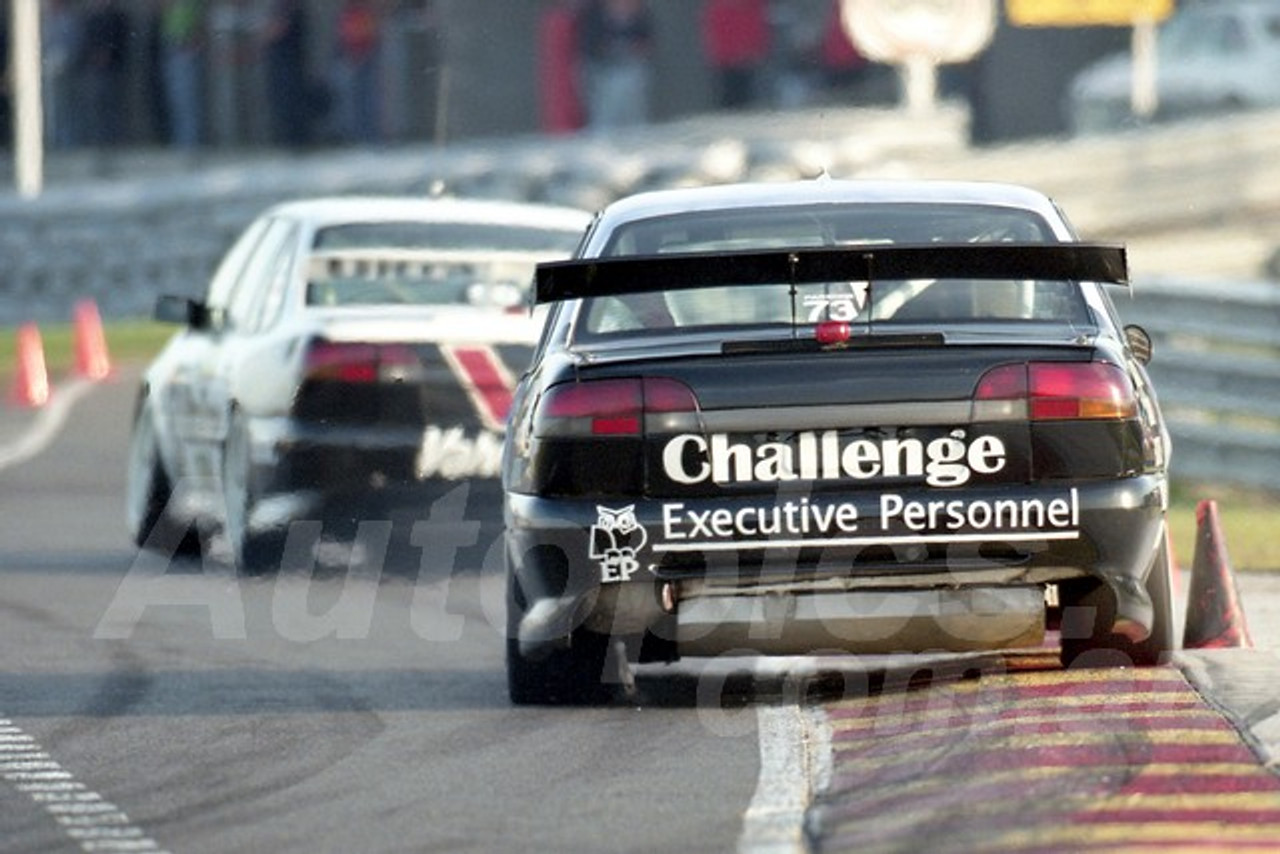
(125, 402, 202, 555)
(1060, 533, 1175, 668)
(506, 567, 612, 705)
(222, 412, 285, 574)
(506, 631, 612, 706)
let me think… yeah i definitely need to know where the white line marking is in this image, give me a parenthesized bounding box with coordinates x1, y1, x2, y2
(0, 390, 171, 852)
(48, 803, 119, 815)
(7, 770, 75, 780)
(0, 377, 94, 471)
(15, 780, 90, 793)
(738, 697, 832, 854)
(4, 763, 62, 774)
(0, 720, 168, 853)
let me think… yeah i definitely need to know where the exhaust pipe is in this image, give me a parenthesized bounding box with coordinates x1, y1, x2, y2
(660, 582, 678, 614)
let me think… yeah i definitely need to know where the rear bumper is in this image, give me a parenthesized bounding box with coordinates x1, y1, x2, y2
(505, 476, 1167, 658)
(674, 586, 1045, 656)
(243, 415, 505, 530)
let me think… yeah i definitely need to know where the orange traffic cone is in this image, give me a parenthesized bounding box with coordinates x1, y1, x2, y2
(1182, 499, 1254, 649)
(9, 322, 50, 408)
(73, 298, 111, 381)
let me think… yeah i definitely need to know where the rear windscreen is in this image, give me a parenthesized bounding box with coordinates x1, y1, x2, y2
(307, 221, 583, 308)
(581, 203, 1091, 336)
(315, 221, 584, 254)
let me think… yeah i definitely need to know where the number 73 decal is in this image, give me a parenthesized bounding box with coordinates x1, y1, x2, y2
(802, 282, 868, 322)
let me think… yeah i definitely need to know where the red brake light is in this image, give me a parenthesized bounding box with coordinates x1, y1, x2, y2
(304, 340, 419, 384)
(642, 377, 701, 413)
(1028, 362, 1136, 420)
(974, 364, 1028, 401)
(537, 377, 698, 436)
(975, 362, 1136, 421)
(541, 379, 642, 435)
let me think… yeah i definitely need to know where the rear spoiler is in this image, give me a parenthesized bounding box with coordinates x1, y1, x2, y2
(534, 243, 1127, 304)
(310, 248, 558, 278)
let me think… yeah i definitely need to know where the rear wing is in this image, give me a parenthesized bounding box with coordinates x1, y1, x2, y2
(306, 248, 557, 309)
(534, 243, 1127, 304)
(310, 248, 560, 280)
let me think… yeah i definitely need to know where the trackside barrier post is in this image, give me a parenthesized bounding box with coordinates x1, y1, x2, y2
(1182, 499, 1254, 649)
(9, 322, 50, 408)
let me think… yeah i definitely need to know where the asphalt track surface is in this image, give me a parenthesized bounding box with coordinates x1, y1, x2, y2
(2, 367, 1280, 853)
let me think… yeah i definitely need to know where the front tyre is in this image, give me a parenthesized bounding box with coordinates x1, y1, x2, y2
(125, 400, 201, 555)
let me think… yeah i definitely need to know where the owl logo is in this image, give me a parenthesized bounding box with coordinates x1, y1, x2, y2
(589, 505, 648, 583)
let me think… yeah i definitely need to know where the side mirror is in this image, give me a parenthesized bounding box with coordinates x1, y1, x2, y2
(154, 295, 210, 330)
(1124, 324, 1153, 365)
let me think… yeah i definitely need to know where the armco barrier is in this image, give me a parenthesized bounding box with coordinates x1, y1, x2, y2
(1119, 277, 1280, 492)
(5, 104, 1280, 325)
(0, 107, 968, 327)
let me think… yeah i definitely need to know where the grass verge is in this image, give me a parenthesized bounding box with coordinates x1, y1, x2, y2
(1169, 484, 1280, 573)
(1, 320, 176, 383)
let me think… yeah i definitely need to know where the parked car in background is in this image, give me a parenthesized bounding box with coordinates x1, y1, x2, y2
(503, 179, 1173, 704)
(125, 196, 590, 571)
(1067, 0, 1280, 134)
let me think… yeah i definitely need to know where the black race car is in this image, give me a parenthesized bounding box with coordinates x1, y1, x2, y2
(501, 180, 1174, 704)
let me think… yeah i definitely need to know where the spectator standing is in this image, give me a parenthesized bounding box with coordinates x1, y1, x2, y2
(701, 0, 770, 110)
(75, 0, 131, 148)
(538, 0, 585, 135)
(159, 0, 206, 149)
(331, 0, 383, 144)
(43, 0, 83, 148)
(578, 0, 654, 131)
(261, 0, 314, 148)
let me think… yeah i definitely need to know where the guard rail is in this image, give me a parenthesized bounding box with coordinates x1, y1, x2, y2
(1121, 278, 1280, 492)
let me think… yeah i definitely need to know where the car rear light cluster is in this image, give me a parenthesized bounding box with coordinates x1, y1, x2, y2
(304, 340, 422, 384)
(535, 377, 699, 437)
(974, 361, 1137, 421)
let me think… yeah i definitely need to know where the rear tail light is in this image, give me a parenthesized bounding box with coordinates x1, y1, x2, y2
(304, 340, 422, 384)
(975, 361, 1137, 421)
(1027, 363, 1138, 420)
(535, 377, 699, 437)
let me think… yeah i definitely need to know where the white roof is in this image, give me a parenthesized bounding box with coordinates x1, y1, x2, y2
(262, 195, 593, 231)
(591, 179, 1070, 238)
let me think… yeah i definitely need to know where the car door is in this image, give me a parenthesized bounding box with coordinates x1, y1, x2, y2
(159, 215, 271, 482)
(200, 217, 301, 450)
(215, 218, 302, 420)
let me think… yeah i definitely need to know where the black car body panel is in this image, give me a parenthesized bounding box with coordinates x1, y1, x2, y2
(500, 180, 1174, 701)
